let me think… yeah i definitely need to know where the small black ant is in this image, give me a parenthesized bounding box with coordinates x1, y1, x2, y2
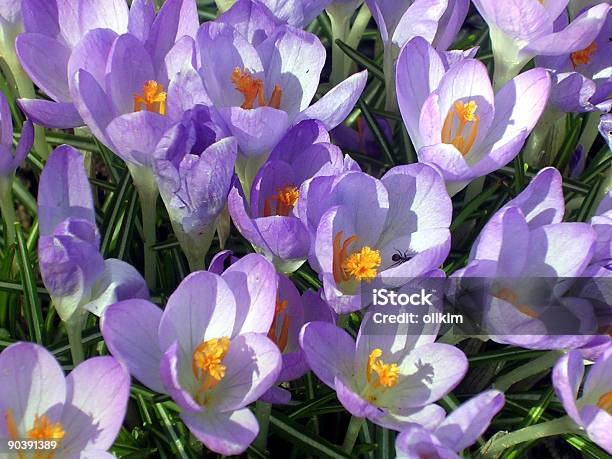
(390, 248, 413, 268)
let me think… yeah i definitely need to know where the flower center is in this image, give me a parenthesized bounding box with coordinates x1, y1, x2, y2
(5, 409, 65, 459)
(332, 232, 382, 283)
(597, 391, 612, 414)
(133, 80, 167, 115)
(231, 67, 282, 109)
(493, 287, 539, 318)
(268, 298, 291, 352)
(364, 349, 400, 402)
(570, 42, 597, 68)
(192, 337, 231, 405)
(263, 185, 299, 217)
(441, 100, 480, 156)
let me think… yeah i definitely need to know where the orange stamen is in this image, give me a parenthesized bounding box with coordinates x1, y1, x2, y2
(494, 287, 539, 319)
(597, 391, 612, 414)
(231, 67, 283, 109)
(441, 100, 480, 156)
(192, 337, 231, 405)
(133, 80, 167, 115)
(571, 42, 597, 68)
(263, 185, 299, 217)
(268, 298, 291, 352)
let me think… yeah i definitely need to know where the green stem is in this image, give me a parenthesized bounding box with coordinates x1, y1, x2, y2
(254, 401, 272, 451)
(329, 12, 350, 86)
(235, 153, 268, 201)
(342, 415, 365, 453)
(523, 110, 563, 166)
(0, 176, 16, 247)
(493, 350, 565, 392)
(346, 3, 372, 50)
(65, 315, 85, 365)
(480, 416, 578, 458)
(576, 111, 602, 160)
(489, 27, 528, 91)
(383, 45, 398, 112)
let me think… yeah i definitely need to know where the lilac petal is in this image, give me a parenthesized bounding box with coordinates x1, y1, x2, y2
(471, 0, 551, 41)
(84, 258, 149, 317)
(391, 0, 448, 48)
(270, 119, 330, 160)
(16, 33, 71, 101)
(580, 405, 612, 454)
(79, 0, 129, 37)
(158, 272, 237, 353)
(583, 346, 611, 402)
(418, 143, 472, 182)
(302, 289, 336, 324)
(208, 250, 234, 274)
(433, 0, 469, 50)
(549, 71, 597, 113)
(101, 299, 165, 394)
(228, 186, 271, 251)
(219, 106, 289, 156)
(21, 0, 62, 40)
(128, 0, 156, 42)
(552, 350, 584, 425)
(160, 341, 202, 412)
(524, 3, 611, 55)
(18, 99, 82, 129)
(278, 351, 309, 382)
(0, 342, 66, 434)
(218, 0, 281, 45)
(0, 0, 21, 23)
(254, 216, 312, 263)
(0, 92, 12, 150)
(105, 111, 169, 167)
(381, 343, 467, 408)
(162, 35, 196, 83)
(396, 425, 460, 459)
(67, 28, 118, 91)
(378, 404, 447, 431)
(181, 407, 258, 456)
(12, 121, 34, 169)
(299, 321, 356, 389)
(434, 390, 505, 451)
(166, 68, 212, 122)
(502, 167, 564, 227)
(213, 333, 282, 411)
(366, 0, 414, 43)
(60, 357, 129, 452)
(297, 70, 368, 130)
(80, 452, 117, 459)
(38, 145, 95, 236)
(335, 375, 385, 420)
(260, 386, 292, 404)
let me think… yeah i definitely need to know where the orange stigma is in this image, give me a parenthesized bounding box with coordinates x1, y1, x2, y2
(597, 392, 612, 414)
(231, 67, 283, 109)
(268, 298, 291, 352)
(192, 337, 231, 405)
(494, 287, 539, 318)
(332, 232, 381, 283)
(441, 100, 480, 156)
(133, 80, 167, 115)
(5, 409, 65, 459)
(571, 42, 597, 68)
(263, 185, 299, 217)
(364, 349, 400, 402)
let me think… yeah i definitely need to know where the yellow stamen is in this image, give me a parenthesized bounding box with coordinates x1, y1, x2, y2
(494, 287, 539, 319)
(133, 80, 167, 115)
(342, 246, 381, 282)
(268, 298, 291, 352)
(192, 337, 231, 405)
(441, 100, 480, 156)
(231, 67, 283, 109)
(571, 42, 597, 68)
(27, 415, 65, 441)
(263, 185, 299, 217)
(366, 349, 400, 391)
(597, 391, 612, 414)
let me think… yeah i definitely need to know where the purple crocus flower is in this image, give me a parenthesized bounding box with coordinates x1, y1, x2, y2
(260, 275, 336, 404)
(0, 91, 33, 179)
(101, 254, 282, 455)
(396, 37, 551, 195)
(453, 167, 598, 349)
(153, 105, 238, 270)
(228, 120, 358, 273)
(256, 0, 363, 28)
(16, 0, 199, 129)
(301, 163, 452, 313)
(38, 145, 148, 323)
(395, 390, 505, 458)
(472, 0, 611, 88)
(0, 342, 130, 459)
(197, 0, 367, 160)
(300, 318, 468, 430)
(553, 348, 612, 454)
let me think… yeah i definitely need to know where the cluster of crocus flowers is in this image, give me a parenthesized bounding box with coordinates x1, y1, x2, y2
(0, 342, 130, 458)
(101, 254, 282, 455)
(229, 120, 358, 273)
(38, 145, 148, 361)
(396, 36, 551, 195)
(300, 162, 451, 313)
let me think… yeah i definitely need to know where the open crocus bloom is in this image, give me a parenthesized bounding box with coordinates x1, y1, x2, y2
(101, 254, 282, 455)
(257, 0, 363, 28)
(0, 91, 33, 178)
(300, 319, 467, 430)
(472, 0, 610, 86)
(38, 145, 148, 323)
(397, 36, 551, 195)
(303, 163, 451, 313)
(553, 348, 612, 454)
(17, 0, 198, 129)
(228, 120, 358, 273)
(0, 342, 129, 459)
(197, 0, 367, 158)
(453, 167, 598, 349)
(154, 105, 238, 270)
(395, 390, 505, 458)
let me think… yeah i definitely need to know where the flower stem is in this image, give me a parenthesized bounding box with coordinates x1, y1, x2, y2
(523, 110, 563, 166)
(383, 45, 398, 112)
(493, 350, 565, 392)
(254, 401, 272, 452)
(342, 415, 365, 453)
(480, 416, 577, 458)
(0, 176, 16, 247)
(347, 4, 372, 50)
(329, 11, 350, 87)
(65, 315, 85, 366)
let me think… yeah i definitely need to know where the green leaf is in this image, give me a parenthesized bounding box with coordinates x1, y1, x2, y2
(552, 116, 582, 171)
(358, 99, 395, 166)
(335, 39, 384, 82)
(575, 175, 603, 222)
(451, 181, 500, 231)
(101, 171, 134, 257)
